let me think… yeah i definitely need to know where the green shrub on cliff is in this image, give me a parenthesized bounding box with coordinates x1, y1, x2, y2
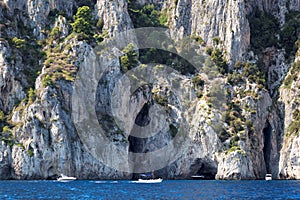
(153, 93, 168, 106)
(227, 72, 244, 85)
(27, 149, 34, 157)
(242, 62, 265, 86)
(50, 26, 61, 39)
(280, 11, 300, 59)
(42, 74, 54, 87)
(211, 48, 228, 74)
(228, 61, 265, 87)
(192, 35, 205, 46)
(248, 10, 279, 53)
(287, 109, 300, 136)
(1, 126, 14, 146)
(283, 61, 300, 88)
(0, 110, 5, 132)
(139, 47, 196, 75)
(128, 2, 166, 28)
(28, 88, 36, 103)
(71, 6, 93, 38)
(120, 43, 138, 72)
(192, 75, 205, 89)
(12, 37, 26, 49)
(213, 123, 230, 142)
(0, 111, 4, 122)
(9, 36, 46, 92)
(205, 46, 228, 75)
(192, 75, 205, 98)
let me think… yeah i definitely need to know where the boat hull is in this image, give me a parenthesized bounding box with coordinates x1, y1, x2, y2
(57, 179, 76, 183)
(132, 178, 163, 183)
(265, 174, 272, 181)
(57, 177, 76, 182)
(191, 175, 205, 180)
(57, 174, 77, 182)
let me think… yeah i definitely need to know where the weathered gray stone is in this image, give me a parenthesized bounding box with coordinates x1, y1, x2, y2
(0, 0, 300, 180)
(279, 48, 300, 179)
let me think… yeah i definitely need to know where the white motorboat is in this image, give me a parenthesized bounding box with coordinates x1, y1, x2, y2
(132, 178, 163, 183)
(265, 174, 272, 181)
(57, 174, 77, 182)
(191, 175, 205, 180)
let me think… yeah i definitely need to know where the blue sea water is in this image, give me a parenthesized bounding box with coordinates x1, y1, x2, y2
(0, 180, 299, 200)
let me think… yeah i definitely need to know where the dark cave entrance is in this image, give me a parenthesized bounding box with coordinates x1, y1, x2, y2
(134, 102, 151, 127)
(263, 121, 272, 173)
(190, 158, 217, 180)
(128, 102, 152, 179)
(128, 102, 172, 179)
(128, 103, 151, 153)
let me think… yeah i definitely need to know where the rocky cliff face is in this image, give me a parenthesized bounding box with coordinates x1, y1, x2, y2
(0, 41, 27, 113)
(95, 0, 133, 37)
(166, 0, 250, 64)
(0, 0, 300, 180)
(0, 0, 134, 179)
(279, 48, 300, 179)
(4, 0, 74, 38)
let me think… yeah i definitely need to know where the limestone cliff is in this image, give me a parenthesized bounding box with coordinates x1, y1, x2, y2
(0, 0, 300, 180)
(166, 0, 250, 64)
(279, 48, 300, 179)
(4, 0, 74, 38)
(0, 0, 134, 179)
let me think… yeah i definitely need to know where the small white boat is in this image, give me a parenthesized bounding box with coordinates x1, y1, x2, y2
(191, 175, 205, 180)
(57, 174, 77, 182)
(132, 178, 163, 183)
(265, 174, 272, 181)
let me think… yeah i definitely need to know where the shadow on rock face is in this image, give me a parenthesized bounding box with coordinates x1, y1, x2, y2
(189, 158, 218, 180)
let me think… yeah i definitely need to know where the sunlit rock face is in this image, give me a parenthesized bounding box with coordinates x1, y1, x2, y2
(0, 41, 26, 113)
(159, 0, 250, 65)
(95, 0, 133, 37)
(4, 0, 74, 38)
(279, 48, 300, 179)
(0, 0, 300, 180)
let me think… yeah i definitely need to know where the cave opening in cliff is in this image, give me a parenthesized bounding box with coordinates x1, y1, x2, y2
(190, 158, 217, 180)
(128, 102, 151, 153)
(263, 120, 272, 173)
(128, 102, 152, 178)
(128, 101, 171, 178)
(134, 101, 151, 127)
